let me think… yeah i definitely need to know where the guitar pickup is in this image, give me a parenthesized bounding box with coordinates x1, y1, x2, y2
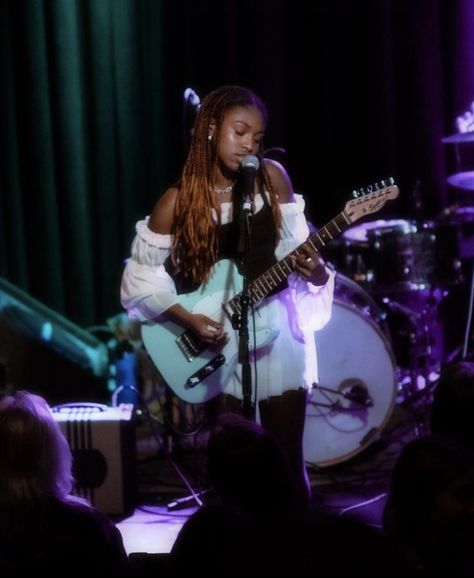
(186, 354, 226, 388)
(177, 330, 206, 361)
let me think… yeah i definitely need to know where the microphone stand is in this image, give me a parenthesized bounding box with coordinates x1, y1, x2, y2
(461, 258, 474, 360)
(236, 192, 255, 421)
(234, 155, 260, 421)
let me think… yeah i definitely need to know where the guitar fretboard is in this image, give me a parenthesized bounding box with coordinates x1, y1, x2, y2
(224, 211, 351, 318)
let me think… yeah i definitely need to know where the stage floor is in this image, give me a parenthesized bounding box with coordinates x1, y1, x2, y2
(115, 400, 425, 557)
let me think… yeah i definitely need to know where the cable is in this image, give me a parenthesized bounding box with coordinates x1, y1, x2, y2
(338, 492, 387, 516)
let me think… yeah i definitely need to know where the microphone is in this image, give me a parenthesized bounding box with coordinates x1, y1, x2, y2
(241, 154, 260, 206)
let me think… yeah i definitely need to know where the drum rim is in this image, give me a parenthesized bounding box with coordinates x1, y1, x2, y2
(334, 272, 390, 331)
(330, 297, 396, 360)
(343, 218, 417, 242)
(367, 221, 419, 236)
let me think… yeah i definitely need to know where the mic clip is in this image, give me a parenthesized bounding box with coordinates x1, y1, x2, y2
(243, 197, 252, 212)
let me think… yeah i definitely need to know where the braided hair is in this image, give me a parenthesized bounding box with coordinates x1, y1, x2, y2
(172, 85, 282, 285)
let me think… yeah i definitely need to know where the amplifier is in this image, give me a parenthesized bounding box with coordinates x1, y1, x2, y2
(53, 403, 136, 515)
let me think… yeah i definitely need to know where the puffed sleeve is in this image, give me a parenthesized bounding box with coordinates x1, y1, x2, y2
(276, 194, 335, 332)
(120, 218, 179, 321)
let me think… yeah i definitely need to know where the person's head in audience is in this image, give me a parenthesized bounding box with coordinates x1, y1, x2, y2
(207, 412, 298, 515)
(383, 434, 474, 571)
(0, 391, 130, 571)
(0, 390, 74, 506)
(430, 361, 474, 447)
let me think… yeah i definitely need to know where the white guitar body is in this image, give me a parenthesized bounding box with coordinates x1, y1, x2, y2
(141, 259, 279, 404)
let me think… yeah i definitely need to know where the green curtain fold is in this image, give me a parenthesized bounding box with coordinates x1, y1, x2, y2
(0, 0, 165, 326)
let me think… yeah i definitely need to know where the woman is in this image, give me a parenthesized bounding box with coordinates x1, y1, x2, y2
(121, 85, 334, 505)
(0, 391, 129, 570)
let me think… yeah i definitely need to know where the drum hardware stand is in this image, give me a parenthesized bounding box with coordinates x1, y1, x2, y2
(311, 383, 374, 409)
(381, 294, 442, 437)
(460, 259, 474, 360)
(446, 259, 474, 362)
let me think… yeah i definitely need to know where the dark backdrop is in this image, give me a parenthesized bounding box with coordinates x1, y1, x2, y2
(1, 0, 473, 327)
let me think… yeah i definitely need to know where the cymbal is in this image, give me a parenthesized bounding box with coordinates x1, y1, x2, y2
(441, 132, 474, 143)
(446, 171, 474, 190)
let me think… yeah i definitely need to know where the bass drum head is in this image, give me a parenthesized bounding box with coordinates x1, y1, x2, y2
(304, 294, 397, 468)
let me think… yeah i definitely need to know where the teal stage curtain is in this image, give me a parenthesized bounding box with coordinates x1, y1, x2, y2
(0, 0, 165, 327)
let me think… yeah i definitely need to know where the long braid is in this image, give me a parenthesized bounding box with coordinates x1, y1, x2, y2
(173, 86, 282, 285)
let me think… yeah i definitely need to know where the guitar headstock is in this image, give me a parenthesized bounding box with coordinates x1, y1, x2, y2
(343, 178, 399, 224)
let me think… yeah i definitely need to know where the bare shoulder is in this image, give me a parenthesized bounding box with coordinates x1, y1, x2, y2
(148, 187, 178, 234)
(263, 158, 295, 203)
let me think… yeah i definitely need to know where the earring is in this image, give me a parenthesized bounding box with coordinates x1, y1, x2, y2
(208, 134, 212, 141)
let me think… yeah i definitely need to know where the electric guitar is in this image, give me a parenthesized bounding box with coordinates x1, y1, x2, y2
(142, 179, 399, 404)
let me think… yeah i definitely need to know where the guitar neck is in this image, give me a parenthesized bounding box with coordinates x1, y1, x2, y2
(225, 210, 350, 315)
(223, 179, 399, 318)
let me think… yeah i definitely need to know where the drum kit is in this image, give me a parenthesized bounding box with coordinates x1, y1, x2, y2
(304, 131, 474, 468)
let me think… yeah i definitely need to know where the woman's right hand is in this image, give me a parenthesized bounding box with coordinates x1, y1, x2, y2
(187, 313, 228, 345)
(165, 304, 228, 344)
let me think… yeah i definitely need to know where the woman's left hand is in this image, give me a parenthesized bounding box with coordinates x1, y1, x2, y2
(293, 245, 330, 286)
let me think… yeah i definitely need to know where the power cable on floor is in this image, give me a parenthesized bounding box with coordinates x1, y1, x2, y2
(338, 492, 387, 516)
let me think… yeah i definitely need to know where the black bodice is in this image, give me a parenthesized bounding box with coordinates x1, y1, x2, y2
(166, 197, 287, 295)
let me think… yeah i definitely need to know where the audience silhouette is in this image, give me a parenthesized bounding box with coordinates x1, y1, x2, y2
(0, 390, 129, 571)
(383, 434, 474, 571)
(206, 412, 300, 515)
(430, 361, 474, 447)
(171, 412, 396, 575)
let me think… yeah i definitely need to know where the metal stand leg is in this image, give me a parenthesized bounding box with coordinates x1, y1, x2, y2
(461, 259, 474, 360)
(145, 378, 206, 510)
(383, 293, 443, 436)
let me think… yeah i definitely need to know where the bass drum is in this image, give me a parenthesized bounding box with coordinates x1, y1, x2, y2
(304, 273, 397, 468)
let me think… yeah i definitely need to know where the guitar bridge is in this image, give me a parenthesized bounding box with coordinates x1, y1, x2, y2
(176, 330, 206, 362)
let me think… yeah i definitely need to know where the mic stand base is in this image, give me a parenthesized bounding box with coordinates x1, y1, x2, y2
(166, 488, 212, 511)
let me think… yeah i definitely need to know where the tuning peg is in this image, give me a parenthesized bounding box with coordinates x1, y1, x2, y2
(351, 190, 359, 198)
(359, 188, 366, 196)
(387, 176, 395, 186)
(365, 185, 373, 193)
(378, 179, 387, 188)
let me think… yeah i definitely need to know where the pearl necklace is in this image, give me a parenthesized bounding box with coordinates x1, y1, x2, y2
(211, 183, 234, 195)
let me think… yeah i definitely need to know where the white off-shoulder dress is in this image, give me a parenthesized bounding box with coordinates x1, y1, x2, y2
(121, 193, 335, 401)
